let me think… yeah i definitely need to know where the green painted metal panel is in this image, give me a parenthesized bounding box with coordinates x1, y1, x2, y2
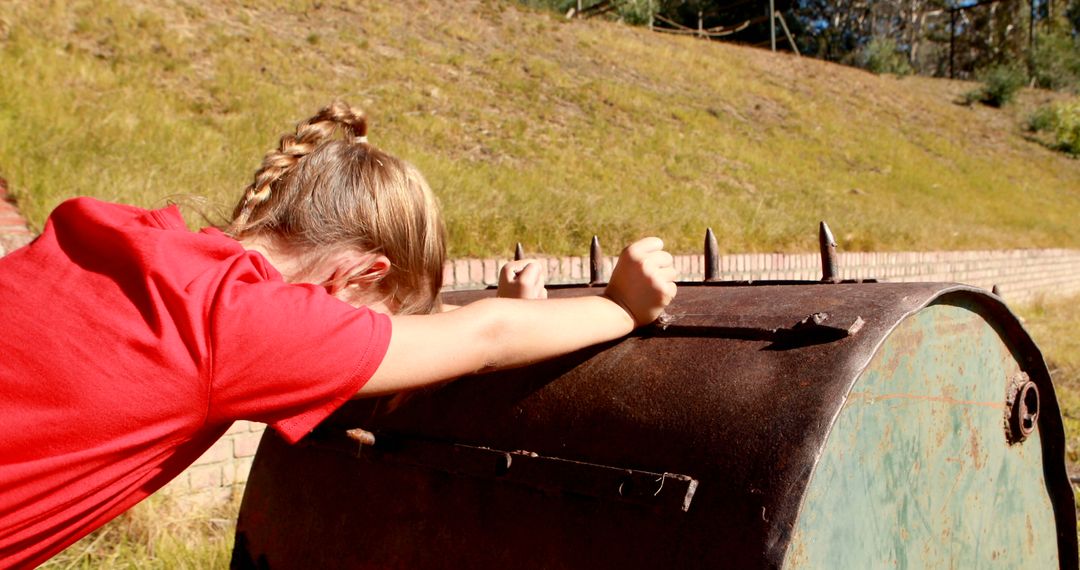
(786, 301, 1059, 568)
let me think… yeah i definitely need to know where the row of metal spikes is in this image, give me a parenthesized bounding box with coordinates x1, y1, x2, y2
(512, 222, 843, 285)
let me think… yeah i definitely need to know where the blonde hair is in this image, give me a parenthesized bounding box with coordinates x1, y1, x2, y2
(227, 101, 446, 315)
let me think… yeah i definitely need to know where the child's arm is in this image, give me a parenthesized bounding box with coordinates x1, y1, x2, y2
(439, 258, 547, 312)
(496, 259, 547, 299)
(358, 238, 675, 397)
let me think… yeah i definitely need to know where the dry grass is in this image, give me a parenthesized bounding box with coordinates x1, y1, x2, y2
(37, 493, 239, 569)
(1015, 293, 1080, 531)
(1017, 295, 1080, 473)
(0, 0, 1076, 257)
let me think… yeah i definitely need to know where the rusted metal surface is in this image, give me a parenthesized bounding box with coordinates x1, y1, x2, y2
(785, 300, 1063, 567)
(233, 282, 1077, 569)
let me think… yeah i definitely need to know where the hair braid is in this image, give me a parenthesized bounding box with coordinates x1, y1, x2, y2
(228, 101, 368, 234)
(226, 101, 446, 315)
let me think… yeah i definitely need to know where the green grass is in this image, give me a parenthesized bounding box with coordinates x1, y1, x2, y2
(0, 0, 1077, 257)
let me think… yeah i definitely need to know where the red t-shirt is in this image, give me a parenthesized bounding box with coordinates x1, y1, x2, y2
(0, 198, 391, 568)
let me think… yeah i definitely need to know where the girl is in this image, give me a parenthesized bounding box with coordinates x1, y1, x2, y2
(0, 101, 676, 567)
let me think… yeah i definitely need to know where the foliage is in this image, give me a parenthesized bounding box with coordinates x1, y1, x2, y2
(1069, 0, 1080, 33)
(532, 0, 1080, 90)
(1056, 101, 1080, 155)
(519, 0, 660, 23)
(615, 0, 658, 25)
(1030, 28, 1080, 92)
(966, 64, 1027, 107)
(1030, 100, 1080, 155)
(1028, 104, 1058, 132)
(860, 36, 912, 75)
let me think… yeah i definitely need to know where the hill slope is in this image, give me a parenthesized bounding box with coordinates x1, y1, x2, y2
(0, 0, 1076, 256)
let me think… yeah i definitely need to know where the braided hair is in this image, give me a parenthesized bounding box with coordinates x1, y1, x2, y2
(227, 101, 446, 315)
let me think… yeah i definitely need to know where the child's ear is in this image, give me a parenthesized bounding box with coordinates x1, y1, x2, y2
(327, 253, 391, 295)
(355, 254, 392, 284)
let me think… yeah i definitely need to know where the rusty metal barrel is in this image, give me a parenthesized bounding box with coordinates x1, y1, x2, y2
(232, 277, 1077, 569)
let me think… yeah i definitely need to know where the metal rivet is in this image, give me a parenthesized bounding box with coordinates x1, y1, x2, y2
(345, 428, 376, 447)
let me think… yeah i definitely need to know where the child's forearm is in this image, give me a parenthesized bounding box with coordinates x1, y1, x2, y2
(358, 237, 674, 398)
(466, 295, 636, 368)
(358, 295, 634, 397)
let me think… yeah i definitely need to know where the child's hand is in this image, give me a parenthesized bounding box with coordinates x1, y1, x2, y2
(604, 238, 677, 327)
(497, 260, 548, 300)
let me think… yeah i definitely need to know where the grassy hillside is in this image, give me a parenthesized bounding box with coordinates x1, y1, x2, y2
(0, 0, 1076, 257)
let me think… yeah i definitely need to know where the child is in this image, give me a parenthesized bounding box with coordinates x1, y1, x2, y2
(0, 101, 676, 567)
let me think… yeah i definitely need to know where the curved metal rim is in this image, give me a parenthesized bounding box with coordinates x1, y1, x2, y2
(777, 284, 1077, 569)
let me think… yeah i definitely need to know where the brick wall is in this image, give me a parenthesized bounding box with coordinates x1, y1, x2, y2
(2, 194, 1080, 505)
(159, 420, 263, 504)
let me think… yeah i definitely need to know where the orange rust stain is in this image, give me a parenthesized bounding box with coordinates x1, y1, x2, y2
(967, 413, 984, 469)
(1026, 515, 1035, 553)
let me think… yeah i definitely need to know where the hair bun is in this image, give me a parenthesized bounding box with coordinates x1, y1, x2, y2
(325, 100, 367, 142)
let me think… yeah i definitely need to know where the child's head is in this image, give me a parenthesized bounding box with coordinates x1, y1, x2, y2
(227, 101, 446, 315)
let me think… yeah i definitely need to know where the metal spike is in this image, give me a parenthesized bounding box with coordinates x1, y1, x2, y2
(992, 284, 1002, 297)
(819, 221, 839, 283)
(514, 243, 524, 261)
(704, 228, 719, 282)
(589, 236, 603, 286)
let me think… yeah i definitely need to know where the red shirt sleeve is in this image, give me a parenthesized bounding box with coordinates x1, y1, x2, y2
(205, 256, 391, 443)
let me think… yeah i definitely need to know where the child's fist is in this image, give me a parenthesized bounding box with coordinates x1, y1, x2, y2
(497, 260, 548, 300)
(604, 237, 677, 327)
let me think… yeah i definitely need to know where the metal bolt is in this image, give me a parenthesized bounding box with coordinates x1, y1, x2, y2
(819, 221, 839, 283)
(514, 243, 524, 262)
(704, 228, 719, 282)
